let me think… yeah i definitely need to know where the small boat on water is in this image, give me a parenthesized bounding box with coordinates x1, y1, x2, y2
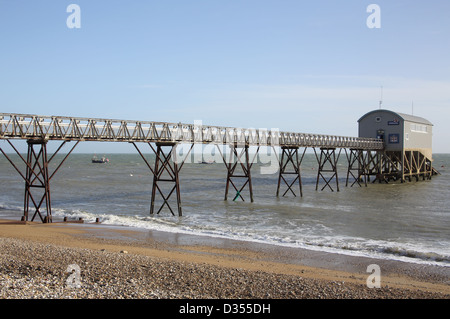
(198, 160, 214, 164)
(92, 155, 109, 163)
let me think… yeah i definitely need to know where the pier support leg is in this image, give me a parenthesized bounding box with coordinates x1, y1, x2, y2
(345, 149, 367, 187)
(381, 151, 403, 183)
(218, 144, 258, 202)
(132, 142, 193, 216)
(314, 148, 341, 192)
(24, 140, 51, 222)
(364, 151, 378, 183)
(0, 139, 79, 223)
(276, 146, 305, 197)
(402, 150, 435, 182)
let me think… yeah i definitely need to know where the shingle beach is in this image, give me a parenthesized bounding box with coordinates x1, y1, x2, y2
(1, 220, 448, 299)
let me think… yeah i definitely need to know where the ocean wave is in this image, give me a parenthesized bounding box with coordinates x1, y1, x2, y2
(379, 246, 450, 263)
(51, 209, 450, 267)
(0, 202, 22, 211)
(3, 206, 448, 268)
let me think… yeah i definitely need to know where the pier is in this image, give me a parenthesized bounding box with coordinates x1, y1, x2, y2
(0, 112, 437, 222)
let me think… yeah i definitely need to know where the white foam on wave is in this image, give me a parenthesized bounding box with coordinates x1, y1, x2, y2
(50, 208, 450, 267)
(0, 202, 22, 211)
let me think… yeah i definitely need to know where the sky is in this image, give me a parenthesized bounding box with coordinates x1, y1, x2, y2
(0, 0, 449, 153)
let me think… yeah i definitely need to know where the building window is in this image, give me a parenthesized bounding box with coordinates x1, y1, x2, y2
(388, 134, 399, 144)
(405, 133, 409, 140)
(375, 116, 381, 123)
(411, 124, 428, 133)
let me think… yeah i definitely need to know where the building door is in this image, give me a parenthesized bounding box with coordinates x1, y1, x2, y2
(376, 129, 385, 141)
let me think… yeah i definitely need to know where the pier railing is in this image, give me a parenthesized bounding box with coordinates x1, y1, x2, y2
(0, 113, 383, 150)
(4, 112, 436, 222)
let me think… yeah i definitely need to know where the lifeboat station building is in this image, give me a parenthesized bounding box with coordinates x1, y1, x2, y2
(358, 109, 436, 182)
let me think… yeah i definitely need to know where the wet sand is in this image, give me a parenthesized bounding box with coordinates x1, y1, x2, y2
(0, 219, 449, 300)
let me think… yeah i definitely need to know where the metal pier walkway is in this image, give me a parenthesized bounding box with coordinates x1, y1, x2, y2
(0, 112, 384, 222)
(0, 113, 382, 149)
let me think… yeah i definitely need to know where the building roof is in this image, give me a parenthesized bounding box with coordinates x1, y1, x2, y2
(358, 109, 433, 126)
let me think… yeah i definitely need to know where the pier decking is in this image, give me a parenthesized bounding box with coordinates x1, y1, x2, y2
(0, 112, 436, 222)
(0, 113, 381, 149)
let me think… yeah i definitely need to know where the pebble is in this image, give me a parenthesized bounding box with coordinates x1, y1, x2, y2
(0, 237, 448, 299)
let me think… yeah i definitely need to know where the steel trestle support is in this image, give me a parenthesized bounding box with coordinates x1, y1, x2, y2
(345, 149, 368, 187)
(314, 147, 342, 192)
(276, 146, 306, 197)
(132, 142, 193, 216)
(0, 139, 79, 223)
(217, 144, 259, 202)
(363, 150, 437, 184)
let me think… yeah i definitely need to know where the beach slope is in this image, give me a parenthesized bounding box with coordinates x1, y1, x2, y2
(0, 219, 449, 299)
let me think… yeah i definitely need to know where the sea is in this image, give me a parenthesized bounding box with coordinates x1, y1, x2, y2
(1, 149, 449, 267)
